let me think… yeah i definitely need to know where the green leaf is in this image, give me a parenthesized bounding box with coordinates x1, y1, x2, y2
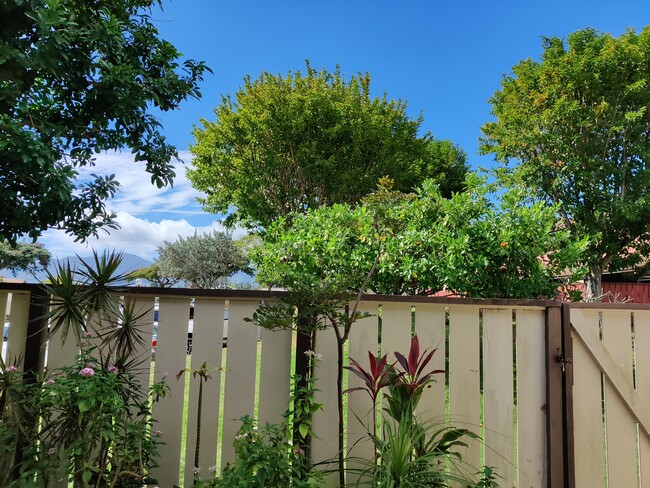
(298, 423, 308, 439)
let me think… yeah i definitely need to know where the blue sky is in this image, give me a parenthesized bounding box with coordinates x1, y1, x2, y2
(39, 0, 650, 260)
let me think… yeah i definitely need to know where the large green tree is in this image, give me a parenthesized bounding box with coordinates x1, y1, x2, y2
(157, 231, 252, 289)
(188, 63, 468, 229)
(0, 0, 209, 243)
(480, 27, 650, 299)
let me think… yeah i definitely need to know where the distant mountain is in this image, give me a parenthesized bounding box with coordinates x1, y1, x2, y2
(13, 253, 153, 283)
(10, 252, 256, 288)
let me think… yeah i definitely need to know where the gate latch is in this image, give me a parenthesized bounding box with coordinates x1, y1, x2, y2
(555, 354, 572, 372)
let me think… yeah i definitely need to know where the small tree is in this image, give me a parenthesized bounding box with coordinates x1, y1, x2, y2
(481, 27, 650, 299)
(156, 232, 252, 289)
(126, 264, 179, 288)
(0, 241, 50, 277)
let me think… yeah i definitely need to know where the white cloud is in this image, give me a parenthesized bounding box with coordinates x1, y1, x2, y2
(76, 150, 202, 217)
(39, 151, 247, 260)
(41, 212, 247, 261)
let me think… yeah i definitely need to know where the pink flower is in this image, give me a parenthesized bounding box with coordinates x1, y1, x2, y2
(79, 367, 95, 377)
(82, 331, 94, 339)
(45, 379, 56, 386)
(107, 365, 119, 374)
(4, 366, 18, 373)
(152, 430, 163, 437)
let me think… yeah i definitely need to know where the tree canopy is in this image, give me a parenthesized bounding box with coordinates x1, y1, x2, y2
(0, 241, 50, 276)
(156, 231, 252, 288)
(188, 63, 468, 229)
(0, 0, 209, 243)
(480, 27, 650, 299)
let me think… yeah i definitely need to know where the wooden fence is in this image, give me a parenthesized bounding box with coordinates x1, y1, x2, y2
(3, 284, 648, 487)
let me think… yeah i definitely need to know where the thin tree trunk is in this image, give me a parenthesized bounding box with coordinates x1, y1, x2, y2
(336, 336, 345, 488)
(586, 264, 603, 301)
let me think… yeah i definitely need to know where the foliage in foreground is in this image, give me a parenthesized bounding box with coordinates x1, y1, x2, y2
(0, 0, 210, 243)
(345, 335, 501, 488)
(0, 250, 168, 487)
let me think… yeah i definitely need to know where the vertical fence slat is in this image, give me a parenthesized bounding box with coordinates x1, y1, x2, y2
(151, 297, 191, 487)
(184, 298, 226, 487)
(5, 292, 30, 367)
(125, 294, 155, 394)
(220, 300, 259, 468)
(635, 310, 650, 486)
(311, 325, 340, 485)
(379, 301, 412, 362)
(346, 302, 379, 484)
(0, 292, 8, 363)
(413, 303, 446, 423)
(571, 308, 606, 488)
(448, 305, 481, 474)
(258, 324, 292, 428)
(516, 309, 547, 488)
(601, 309, 638, 487)
(483, 308, 515, 484)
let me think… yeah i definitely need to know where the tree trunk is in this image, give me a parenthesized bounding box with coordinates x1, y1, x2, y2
(586, 264, 603, 301)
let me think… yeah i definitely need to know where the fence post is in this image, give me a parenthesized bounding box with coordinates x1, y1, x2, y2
(546, 305, 565, 487)
(561, 303, 576, 488)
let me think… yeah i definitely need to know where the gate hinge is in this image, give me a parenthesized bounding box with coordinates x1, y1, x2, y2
(555, 353, 572, 372)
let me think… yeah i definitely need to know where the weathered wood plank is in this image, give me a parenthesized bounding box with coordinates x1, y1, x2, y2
(184, 299, 226, 486)
(448, 305, 481, 473)
(346, 302, 378, 484)
(601, 310, 638, 487)
(516, 309, 547, 488)
(221, 301, 259, 468)
(483, 308, 515, 484)
(571, 309, 606, 488)
(150, 297, 191, 487)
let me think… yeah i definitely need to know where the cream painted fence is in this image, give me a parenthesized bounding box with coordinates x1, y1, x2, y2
(570, 304, 650, 488)
(1, 286, 556, 487)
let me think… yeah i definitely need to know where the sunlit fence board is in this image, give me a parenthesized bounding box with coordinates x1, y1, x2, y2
(125, 294, 155, 392)
(220, 301, 259, 468)
(258, 316, 292, 428)
(151, 297, 191, 487)
(183, 298, 226, 487)
(311, 324, 341, 485)
(346, 302, 379, 484)
(601, 310, 638, 487)
(448, 305, 481, 472)
(5, 292, 30, 368)
(635, 310, 650, 486)
(571, 308, 606, 488)
(483, 308, 515, 484)
(413, 303, 446, 423)
(516, 309, 547, 488)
